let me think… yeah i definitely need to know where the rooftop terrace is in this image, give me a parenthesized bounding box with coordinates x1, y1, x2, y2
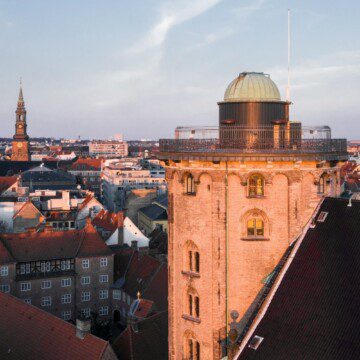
(159, 124, 348, 162)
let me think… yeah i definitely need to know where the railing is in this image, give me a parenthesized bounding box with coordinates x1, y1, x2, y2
(160, 125, 347, 156)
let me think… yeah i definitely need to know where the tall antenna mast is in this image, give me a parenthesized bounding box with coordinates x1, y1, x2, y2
(286, 9, 291, 102)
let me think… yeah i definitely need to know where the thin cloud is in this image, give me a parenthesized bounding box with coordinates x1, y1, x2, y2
(127, 0, 223, 54)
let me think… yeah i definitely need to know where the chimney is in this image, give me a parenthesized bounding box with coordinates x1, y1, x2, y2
(76, 318, 91, 339)
(117, 212, 124, 246)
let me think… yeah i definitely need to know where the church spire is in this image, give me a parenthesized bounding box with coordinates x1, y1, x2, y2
(17, 78, 25, 110)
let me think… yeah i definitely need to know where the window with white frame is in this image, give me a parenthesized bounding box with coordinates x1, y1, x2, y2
(41, 296, 51, 307)
(81, 308, 91, 318)
(82, 259, 90, 269)
(81, 292, 90, 302)
(41, 261, 51, 272)
(61, 260, 71, 270)
(113, 289, 121, 300)
(99, 290, 108, 299)
(99, 306, 109, 316)
(61, 278, 71, 287)
(41, 280, 51, 289)
(20, 263, 31, 274)
(0, 266, 9, 276)
(99, 274, 108, 283)
(81, 276, 91, 285)
(0, 284, 10, 293)
(23, 298, 31, 304)
(20, 282, 31, 292)
(61, 293, 71, 304)
(100, 258, 108, 267)
(61, 310, 71, 321)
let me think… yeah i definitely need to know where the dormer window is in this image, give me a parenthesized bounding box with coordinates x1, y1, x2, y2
(248, 175, 264, 197)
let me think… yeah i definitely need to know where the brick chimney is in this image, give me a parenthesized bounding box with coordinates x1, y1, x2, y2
(76, 318, 91, 339)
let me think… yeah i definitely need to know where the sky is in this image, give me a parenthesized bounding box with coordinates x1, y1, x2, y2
(0, 0, 359, 140)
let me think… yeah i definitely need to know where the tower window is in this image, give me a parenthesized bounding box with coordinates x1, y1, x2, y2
(248, 175, 264, 197)
(187, 339, 200, 360)
(186, 174, 196, 195)
(318, 174, 330, 194)
(188, 251, 200, 273)
(247, 218, 264, 237)
(188, 294, 200, 318)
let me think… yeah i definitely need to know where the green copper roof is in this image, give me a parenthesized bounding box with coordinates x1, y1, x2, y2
(223, 72, 281, 102)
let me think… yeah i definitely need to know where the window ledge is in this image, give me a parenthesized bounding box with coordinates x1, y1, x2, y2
(183, 193, 196, 196)
(247, 195, 266, 199)
(182, 314, 201, 323)
(241, 236, 270, 241)
(181, 271, 200, 278)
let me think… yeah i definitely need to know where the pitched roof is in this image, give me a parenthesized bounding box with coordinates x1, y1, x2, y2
(0, 291, 116, 360)
(121, 252, 161, 298)
(92, 209, 123, 232)
(237, 197, 360, 360)
(112, 311, 168, 360)
(13, 201, 43, 220)
(0, 222, 112, 264)
(139, 203, 167, 221)
(0, 176, 17, 194)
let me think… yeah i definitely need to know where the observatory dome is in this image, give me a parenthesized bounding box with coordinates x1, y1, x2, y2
(224, 72, 281, 102)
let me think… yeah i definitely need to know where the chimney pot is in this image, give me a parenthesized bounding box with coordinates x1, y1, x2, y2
(76, 318, 91, 339)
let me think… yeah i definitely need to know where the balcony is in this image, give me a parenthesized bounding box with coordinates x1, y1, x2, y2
(159, 124, 348, 162)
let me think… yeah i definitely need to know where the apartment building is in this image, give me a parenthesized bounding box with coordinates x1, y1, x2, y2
(0, 222, 114, 322)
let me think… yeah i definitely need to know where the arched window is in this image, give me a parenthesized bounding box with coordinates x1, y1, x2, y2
(187, 339, 200, 360)
(318, 174, 330, 194)
(247, 218, 264, 237)
(186, 174, 195, 195)
(188, 293, 200, 318)
(188, 250, 200, 273)
(248, 175, 264, 197)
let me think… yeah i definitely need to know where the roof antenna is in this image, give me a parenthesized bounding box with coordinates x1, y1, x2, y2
(286, 9, 291, 103)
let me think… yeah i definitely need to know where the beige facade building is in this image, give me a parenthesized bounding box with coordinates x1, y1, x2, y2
(89, 140, 128, 158)
(159, 72, 347, 359)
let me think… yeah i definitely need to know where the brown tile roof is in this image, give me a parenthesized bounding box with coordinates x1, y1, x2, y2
(0, 222, 112, 263)
(0, 176, 17, 194)
(92, 209, 124, 232)
(112, 311, 168, 360)
(0, 291, 116, 360)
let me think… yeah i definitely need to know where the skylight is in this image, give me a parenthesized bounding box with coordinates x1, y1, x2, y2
(317, 211, 328, 222)
(248, 335, 264, 350)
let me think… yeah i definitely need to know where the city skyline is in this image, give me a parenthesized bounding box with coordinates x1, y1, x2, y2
(0, 0, 359, 140)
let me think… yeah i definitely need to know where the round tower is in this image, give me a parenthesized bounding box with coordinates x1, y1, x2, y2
(159, 72, 347, 360)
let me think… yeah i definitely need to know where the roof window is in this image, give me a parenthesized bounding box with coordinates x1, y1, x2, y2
(248, 335, 264, 350)
(317, 211, 328, 222)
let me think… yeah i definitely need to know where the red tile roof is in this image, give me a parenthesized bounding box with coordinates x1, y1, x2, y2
(0, 176, 17, 194)
(0, 240, 15, 264)
(0, 291, 116, 360)
(0, 222, 112, 264)
(134, 299, 154, 319)
(92, 209, 124, 232)
(71, 158, 103, 171)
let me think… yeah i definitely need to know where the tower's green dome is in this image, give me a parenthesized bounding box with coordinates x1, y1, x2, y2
(224, 72, 281, 102)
